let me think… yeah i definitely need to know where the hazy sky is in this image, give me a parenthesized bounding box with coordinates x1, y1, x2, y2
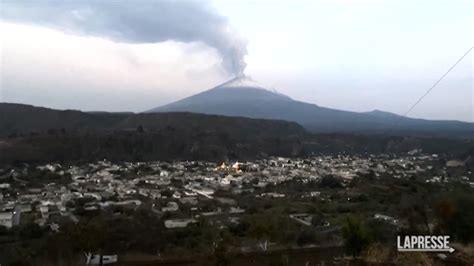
(1, 0, 473, 121)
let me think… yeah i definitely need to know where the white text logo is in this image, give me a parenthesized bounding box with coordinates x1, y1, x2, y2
(397, 235, 454, 253)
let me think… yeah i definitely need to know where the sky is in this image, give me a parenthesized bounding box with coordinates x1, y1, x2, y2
(0, 0, 473, 121)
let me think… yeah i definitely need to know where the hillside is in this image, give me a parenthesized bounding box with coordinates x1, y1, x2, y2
(0, 103, 305, 136)
(117, 112, 306, 138)
(0, 103, 128, 136)
(0, 103, 307, 164)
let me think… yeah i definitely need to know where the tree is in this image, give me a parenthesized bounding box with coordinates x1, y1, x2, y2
(6, 246, 35, 266)
(296, 229, 317, 246)
(342, 216, 371, 256)
(320, 175, 343, 188)
(249, 223, 271, 251)
(267, 256, 289, 266)
(311, 212, 325, 226)
(0, 225, 9, 235)
(435, 193, 474, 243)
(399, 195, 429, 234)
(18, 222, 43, 239)
(213, 240, 230, 266)
(228, 220, 250, 237)
(366, 219, 397, 244)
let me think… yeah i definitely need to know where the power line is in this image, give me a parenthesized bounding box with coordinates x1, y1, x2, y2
(385, 46, 473, 134)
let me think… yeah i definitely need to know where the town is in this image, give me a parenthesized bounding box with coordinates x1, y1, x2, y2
(1, 151, 473, 265)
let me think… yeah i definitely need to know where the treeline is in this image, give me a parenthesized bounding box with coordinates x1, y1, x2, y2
(2, 129, 473, 165)
(0, 127, 305, 164)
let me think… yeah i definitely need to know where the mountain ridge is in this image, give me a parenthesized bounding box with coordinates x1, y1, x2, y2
(148, 76, 473, 138)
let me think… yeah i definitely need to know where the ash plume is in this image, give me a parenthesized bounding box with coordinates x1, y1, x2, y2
(0, 0, 247, 75)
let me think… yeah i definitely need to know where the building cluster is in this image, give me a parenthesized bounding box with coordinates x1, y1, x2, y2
(0, 152, 472, 230)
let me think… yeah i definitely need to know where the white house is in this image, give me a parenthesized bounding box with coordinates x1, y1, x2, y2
(162, 202, 179, 212)
(164, 219, 197, 229)
(0, 212, 13, 228)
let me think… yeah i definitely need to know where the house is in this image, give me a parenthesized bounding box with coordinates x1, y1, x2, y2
(191, 187, 214, 199)
(0, 183, 11, 189)
(39, 205, 49, 219)
(289, 213, 312, 226)
(260, 192, 285, 198)
(164, 219, 197, 229)
(0, 212, 13, 228)
(446, 160, 465, 168)
(374, 214, 399, 225)
(229, 207, 245, 214)
(184, 190, 197, 196)
(162, 202, 179, 212)
(179, 197, 198, 205)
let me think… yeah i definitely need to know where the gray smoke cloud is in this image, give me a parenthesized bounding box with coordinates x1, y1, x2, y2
(0, 0, 247, 75)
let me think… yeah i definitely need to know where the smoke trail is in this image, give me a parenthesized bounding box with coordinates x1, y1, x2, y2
(0, 0, 247, 75)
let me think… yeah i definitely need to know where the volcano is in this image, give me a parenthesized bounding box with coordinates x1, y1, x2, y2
(148, 75, 294, 116)
(148, 75, 474, 138)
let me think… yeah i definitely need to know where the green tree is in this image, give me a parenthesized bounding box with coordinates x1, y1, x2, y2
(367, 220, 397, 244)
(296, 229, 317, 246)
(249, 223, 271, 251)
(18, 222, 44, 239)
(213, 240, 230, 266)
(435, 193, 474, 243)
(342, 216, 371, 256)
